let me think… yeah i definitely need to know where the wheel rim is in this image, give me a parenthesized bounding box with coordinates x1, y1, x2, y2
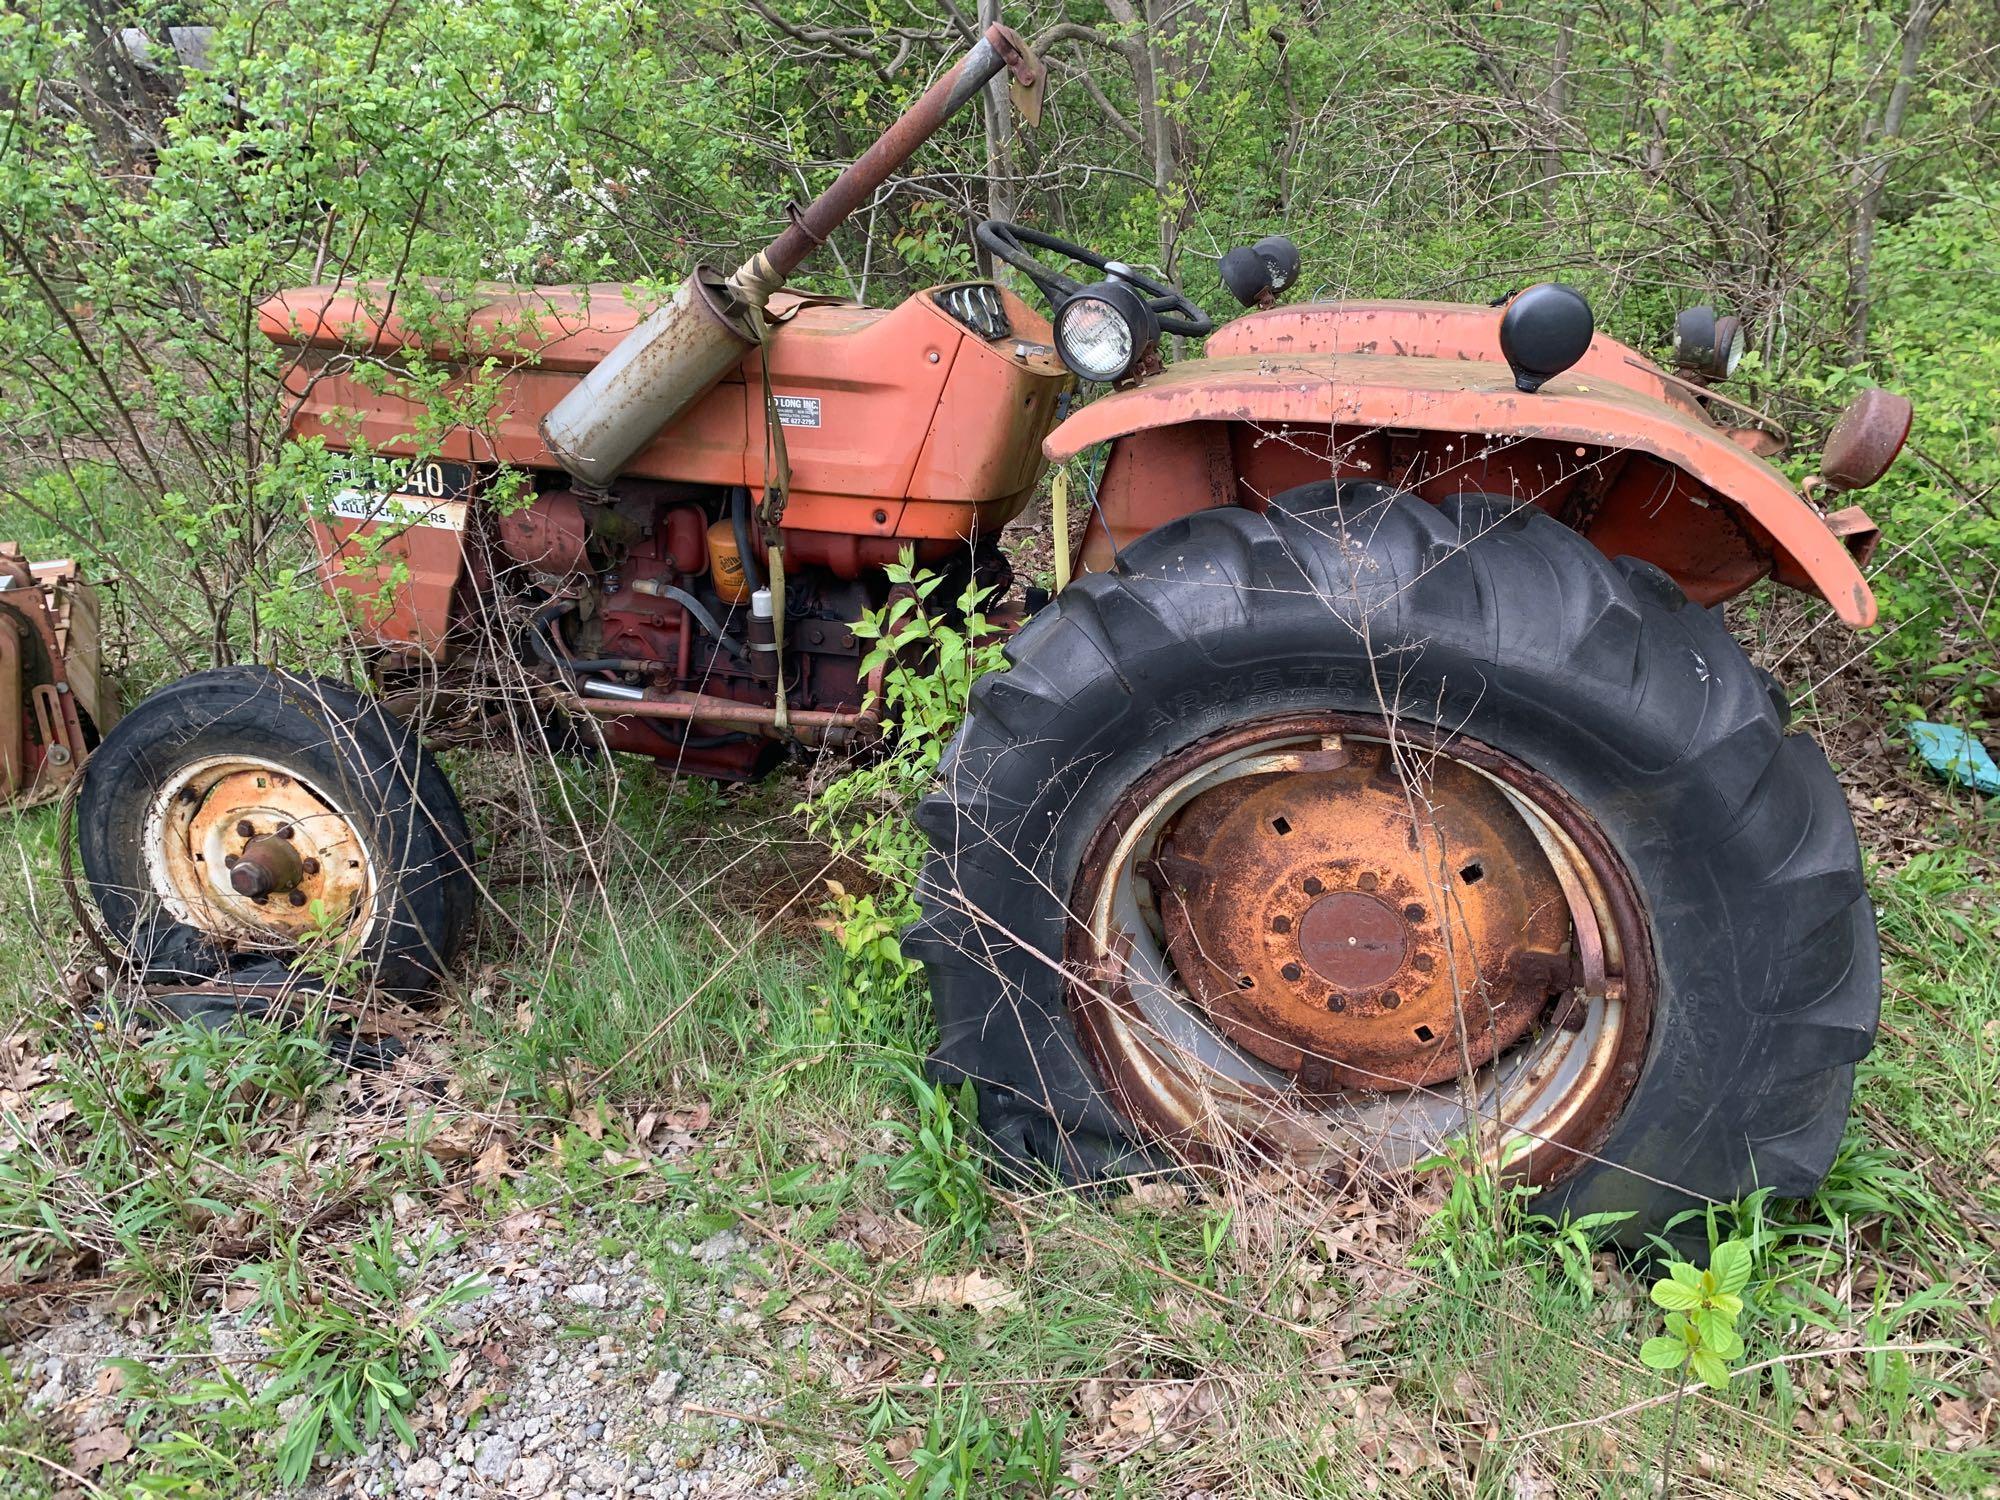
(1066, 713, 1654, 1185)
(140, 754, 377, 949)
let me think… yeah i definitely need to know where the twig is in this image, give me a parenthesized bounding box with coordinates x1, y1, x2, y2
(680, 1402, 845, 1445)
(1504, 1342, 1965, 1442)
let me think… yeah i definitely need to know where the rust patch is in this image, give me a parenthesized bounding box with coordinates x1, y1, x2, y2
(1066, 712, 1656, 1188)
(1150, 737, 1569, 1089)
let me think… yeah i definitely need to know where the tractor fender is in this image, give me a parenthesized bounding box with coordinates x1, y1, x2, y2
(1043, 354, 1876, 626)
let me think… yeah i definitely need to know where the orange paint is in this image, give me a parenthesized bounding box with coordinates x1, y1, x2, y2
(1050, 339, 1876, 626)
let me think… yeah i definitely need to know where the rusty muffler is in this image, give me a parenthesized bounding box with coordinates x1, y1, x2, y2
(539, 22, 1044, 491)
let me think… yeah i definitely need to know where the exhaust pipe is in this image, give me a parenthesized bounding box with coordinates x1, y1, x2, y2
(540, 22, 1045, 491)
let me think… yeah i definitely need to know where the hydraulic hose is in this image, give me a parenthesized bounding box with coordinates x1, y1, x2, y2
(631, 578, 750, 663)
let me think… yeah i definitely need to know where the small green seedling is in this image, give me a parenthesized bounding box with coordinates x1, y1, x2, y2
(1641, 1239, 1752, 1389)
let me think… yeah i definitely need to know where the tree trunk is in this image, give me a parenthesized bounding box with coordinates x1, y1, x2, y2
(1846, 0, 1947, 361)
(1540, 10, 1574, 221)
(976, 0, 1016, 277)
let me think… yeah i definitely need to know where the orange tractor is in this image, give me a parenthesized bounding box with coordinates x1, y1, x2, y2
(78, 20, 1905, 1232)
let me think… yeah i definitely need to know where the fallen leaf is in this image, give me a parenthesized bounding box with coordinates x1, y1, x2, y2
(94, 1366, 125, 1398)
(72, 1425, 132, 1472)
(910, 1269, 1022, 1319)
(422, 1118, 482, 1162)
(496, 1209, 541, 1243)
(1088, 1380, 1217, 1454)
(221, 1280, 259, 1314)
(666, 1101, 711, 1133)
(776, 1292, 834, 1325)
(1111, 1181, 1191, 1215)
(472, 1138, 511, 1188)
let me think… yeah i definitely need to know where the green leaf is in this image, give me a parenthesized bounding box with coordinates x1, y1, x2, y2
(1640, 1335, 1689, 1370)
(1668, 1260, 1703, 1290)
(1651, 1279, 1701, 1311)
(1692, 1307, 1736, 1349)
(1690, 1348, 1731, 1390)
(1711, 1240, 1753, 1295)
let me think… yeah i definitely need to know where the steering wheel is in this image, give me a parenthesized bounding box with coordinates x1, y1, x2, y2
(976, 220, 1212, 338)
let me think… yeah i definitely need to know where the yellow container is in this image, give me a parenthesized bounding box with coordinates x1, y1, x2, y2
(707, 519, 751, 604)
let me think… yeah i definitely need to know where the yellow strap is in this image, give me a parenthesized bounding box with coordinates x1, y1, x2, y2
(767, 541, 789, 736)
(1051, 468, 1071, 592)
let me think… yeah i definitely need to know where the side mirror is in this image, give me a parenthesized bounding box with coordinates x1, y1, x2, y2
(1818, 388, 1912, 492)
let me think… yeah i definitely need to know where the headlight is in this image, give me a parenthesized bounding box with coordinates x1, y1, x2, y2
(1673, 305, 1746, 380)
(1053, 279, 1158, 384)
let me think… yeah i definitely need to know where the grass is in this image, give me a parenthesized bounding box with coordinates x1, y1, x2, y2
(1, 728, 1997, 1495)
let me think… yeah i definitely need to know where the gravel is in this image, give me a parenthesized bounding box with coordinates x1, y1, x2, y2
(2, 1207, 806, 1497)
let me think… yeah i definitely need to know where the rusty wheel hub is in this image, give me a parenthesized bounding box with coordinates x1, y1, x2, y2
(142, 755, 375, 947)
(1067, 714, 1653, 1184)
(1152, 738, 1571, 1091)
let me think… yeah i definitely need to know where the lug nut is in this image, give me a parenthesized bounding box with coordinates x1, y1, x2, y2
(235, 820, 255, 838)
(223, 853, 240, 869)
(277, 824, 295, 840)
(288, 891, 308, 907)
(1302, 876, 1324, 895)
(1382, 991, 1402, 1010)
(1281, 962, 1303, 982)
(301, 858, 320, 876)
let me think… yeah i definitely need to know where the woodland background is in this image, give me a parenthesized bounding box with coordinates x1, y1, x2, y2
(1, 3, 1998, 1497)
(1, 0, 1998, 708)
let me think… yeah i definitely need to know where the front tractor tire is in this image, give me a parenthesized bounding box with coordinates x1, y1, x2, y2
(910, 485, 1878, 1235)
(78, 667, 475, 996)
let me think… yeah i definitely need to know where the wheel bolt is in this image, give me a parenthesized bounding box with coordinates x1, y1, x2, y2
(301, 858, 320, 876)
(288, 891, 308, 907)
(223, 854, 240, 869)
(1271, 915, 1291, 934)
(1327, 995, 1346, 1012)
(235, 820, 255, 838)
(1382, 991, 1402, 1010)
(1281, 962, 1303, 982)
(1302, 876, 1324, 895)
(277, 824, 295, 840)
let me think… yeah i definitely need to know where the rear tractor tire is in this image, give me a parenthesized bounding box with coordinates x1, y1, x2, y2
(78, 667, 475, 996)
(910, 484, 1878, 1237)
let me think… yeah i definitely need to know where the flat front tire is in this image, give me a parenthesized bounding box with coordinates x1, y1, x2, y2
(78, 667, 475, 995)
